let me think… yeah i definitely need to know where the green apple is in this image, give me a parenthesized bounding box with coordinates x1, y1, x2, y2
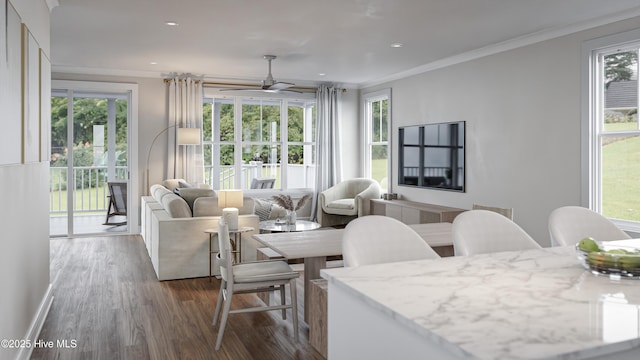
(578, 237, 601, 252)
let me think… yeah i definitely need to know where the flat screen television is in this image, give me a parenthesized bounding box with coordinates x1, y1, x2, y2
(398, 121, 465, 192)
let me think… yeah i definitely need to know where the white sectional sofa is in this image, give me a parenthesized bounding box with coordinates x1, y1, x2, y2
(142, 184, 259, 281)
(141, 181, 315, 281)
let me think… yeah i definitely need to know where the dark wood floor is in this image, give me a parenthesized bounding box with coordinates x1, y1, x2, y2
(31, 235, 324, 360)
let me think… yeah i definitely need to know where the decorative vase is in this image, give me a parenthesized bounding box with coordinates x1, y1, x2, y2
(288, 210, 297, 225)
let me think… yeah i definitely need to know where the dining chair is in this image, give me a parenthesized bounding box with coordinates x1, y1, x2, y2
(212, 220, 299, 350)
(452, 210, 540, 256)
(548, 206, 630, 247)
(342, 215, 440, 267)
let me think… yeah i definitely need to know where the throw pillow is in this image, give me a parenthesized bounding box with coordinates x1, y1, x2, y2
(178, 181, 193, 188)
(269, 204, 288, 220)
(253, 198, 273, 221)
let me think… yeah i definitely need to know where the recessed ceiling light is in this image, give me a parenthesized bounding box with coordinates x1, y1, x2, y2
(390, 43, 403, 48)
(165, 21, 179, 26)
(318, 73, 326, 77)
(150, 62, 158, 65)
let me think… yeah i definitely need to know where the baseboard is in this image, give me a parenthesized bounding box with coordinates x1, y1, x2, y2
(16, 284, 54, 360)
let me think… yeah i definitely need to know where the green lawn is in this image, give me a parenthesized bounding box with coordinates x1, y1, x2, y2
(604, 121, 639, 132)
(50, 185, 109, 216)
(602, 134, 640, 221)
(371, 158, 388, 186)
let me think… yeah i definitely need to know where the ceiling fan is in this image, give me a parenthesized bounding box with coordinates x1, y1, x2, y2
(220, 55, 300, 93)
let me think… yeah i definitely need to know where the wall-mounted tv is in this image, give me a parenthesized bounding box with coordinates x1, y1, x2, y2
(398, 121, 465, 192)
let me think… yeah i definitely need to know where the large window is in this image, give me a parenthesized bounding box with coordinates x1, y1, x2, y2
(585, 29, 640, 230)
(363, 89, 390, 192)
(203, 93, 316, 190)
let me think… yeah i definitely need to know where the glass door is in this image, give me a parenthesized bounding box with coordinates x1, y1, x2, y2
(50, 89, 131, 237)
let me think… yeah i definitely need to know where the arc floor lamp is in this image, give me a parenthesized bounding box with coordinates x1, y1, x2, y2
(146, 126, 201, 195)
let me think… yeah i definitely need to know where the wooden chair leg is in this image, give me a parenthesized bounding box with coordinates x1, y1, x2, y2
(215, 288, 233, 351)
(213, 280, 226, 326)
(104, 198, 113, 224)
(280, 284, 286, 320)
(290, 278, 299, 342)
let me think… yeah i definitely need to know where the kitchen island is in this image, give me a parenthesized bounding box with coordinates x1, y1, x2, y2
(321, 246, 640, 359)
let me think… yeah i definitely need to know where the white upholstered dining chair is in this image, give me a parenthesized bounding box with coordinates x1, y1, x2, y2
(548, 206, 630, 247)
(452, 210, 541, 256)
(342, 215, 440, 267)
(212, 220, 299, 350)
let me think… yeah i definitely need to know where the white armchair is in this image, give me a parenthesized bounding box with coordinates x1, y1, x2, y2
(317, 178, 381, 227)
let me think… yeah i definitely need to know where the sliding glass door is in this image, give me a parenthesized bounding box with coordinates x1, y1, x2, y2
(50, 81, 137, 237)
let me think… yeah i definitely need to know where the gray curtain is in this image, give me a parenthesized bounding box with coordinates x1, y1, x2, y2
(312, 84, 342, 219)
(167, 75, 205, 185)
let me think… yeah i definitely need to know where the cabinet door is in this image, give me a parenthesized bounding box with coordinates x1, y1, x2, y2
(370, 201, 386, 216)
(419, 211, 441, 223)
(386, 204, 402, 221)
(401, 208, 421, 224)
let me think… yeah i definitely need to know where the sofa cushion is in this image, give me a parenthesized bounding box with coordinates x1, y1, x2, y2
(175, 188, 215, 210)
(325, 198, 357, 216)
(152, 185, 173, 203)
(192, 196, 255, 217)
(161, 193, 192, 218)
(179, 180, 194, 188)
(162, 178, 187, 192)
(270, 204, 288, 220)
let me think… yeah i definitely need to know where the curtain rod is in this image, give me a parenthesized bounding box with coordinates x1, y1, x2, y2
(163, 78, 346, 93)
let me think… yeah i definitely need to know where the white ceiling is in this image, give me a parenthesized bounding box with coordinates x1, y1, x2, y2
(50, 0, 640, 88)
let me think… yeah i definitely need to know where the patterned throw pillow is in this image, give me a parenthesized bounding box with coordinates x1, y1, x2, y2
(253, 198, 273, 221)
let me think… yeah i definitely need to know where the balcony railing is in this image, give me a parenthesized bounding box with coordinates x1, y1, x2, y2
(205, 162, 316, 189)
(50, 166, 127, 215)
(50, 162, 316, 216)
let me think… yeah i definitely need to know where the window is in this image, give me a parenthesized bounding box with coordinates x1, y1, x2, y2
(363, 89, 391, 192)
(203, 92, 316, 190)
(584, 29, 640, 231)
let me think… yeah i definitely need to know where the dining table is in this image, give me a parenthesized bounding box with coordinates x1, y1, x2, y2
(251, 223, 454, 322)
(252, 228, 343, 322)
(320, 244, 640, 360)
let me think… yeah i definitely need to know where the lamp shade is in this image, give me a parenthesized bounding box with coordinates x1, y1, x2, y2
(177, 127, 201, 145)
(218, 190, 244, 209)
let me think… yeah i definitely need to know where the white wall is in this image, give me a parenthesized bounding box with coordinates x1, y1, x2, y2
(0, 1, 51, 360)
(362, 16, 640, 246)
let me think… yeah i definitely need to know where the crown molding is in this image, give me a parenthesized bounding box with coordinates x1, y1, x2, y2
(360, 6, 640, 89)
(52, 65, 166, 79)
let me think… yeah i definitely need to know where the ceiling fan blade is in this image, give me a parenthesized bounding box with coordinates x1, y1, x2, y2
(218, 87, 261, 92)
(218, 56, 299, 93)
(267, 82, 295, 91)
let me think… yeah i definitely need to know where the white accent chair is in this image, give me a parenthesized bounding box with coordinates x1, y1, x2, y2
(342, 215, 440, 267)
(317, 178, 381, 227)
(212, 221, 299, 350)
(548, 206, 630, 247)
(452, 210, 541, 256)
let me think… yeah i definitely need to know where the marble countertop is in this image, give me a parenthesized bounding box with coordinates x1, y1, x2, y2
(321, 246, 640, 359)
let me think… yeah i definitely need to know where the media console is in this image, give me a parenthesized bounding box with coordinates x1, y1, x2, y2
(370, 199, 465, 224)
